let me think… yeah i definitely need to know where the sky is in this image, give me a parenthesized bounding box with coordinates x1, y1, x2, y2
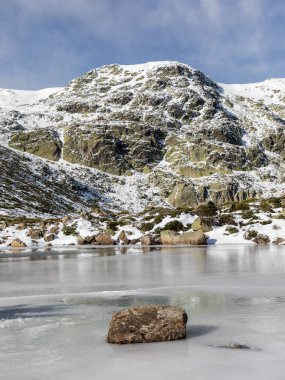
(0, 0, 284, 89)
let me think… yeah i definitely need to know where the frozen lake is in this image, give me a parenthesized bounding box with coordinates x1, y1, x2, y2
(1, 245, 285, 380)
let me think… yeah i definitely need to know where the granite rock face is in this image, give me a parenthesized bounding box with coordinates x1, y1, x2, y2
(107, 305, 188, 344)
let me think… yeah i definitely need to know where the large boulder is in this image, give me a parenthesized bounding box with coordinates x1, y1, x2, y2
(95, 233, 115, 245)
(160, 230, 207, 245)
(107, 305, 188, 344)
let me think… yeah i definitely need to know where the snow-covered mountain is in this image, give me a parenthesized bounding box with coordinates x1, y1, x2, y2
(1, 61, 285, 217)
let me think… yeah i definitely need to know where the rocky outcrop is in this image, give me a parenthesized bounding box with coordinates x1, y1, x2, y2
(160, 230, 207, 245)
(63, 124, 165, 175)
(9, 129, 62, 161)
(107, 305, 188, 344)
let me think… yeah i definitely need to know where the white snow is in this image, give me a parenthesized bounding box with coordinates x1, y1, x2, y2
(220, 79, 285, 105)
(120, 60, 192, 73)
(0, 87, 63, 109)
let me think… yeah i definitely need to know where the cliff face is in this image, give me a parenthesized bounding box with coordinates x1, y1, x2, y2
(1, 61, 285, 216)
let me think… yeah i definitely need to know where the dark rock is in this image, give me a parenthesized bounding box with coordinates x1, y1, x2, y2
(219, 343, 251, 349)
(107, 305, 188, 344)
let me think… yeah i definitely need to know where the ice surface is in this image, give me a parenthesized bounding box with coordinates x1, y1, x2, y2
(1, 246, 285, 379)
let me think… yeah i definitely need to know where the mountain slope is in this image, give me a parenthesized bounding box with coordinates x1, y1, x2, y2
(1, 61, 285, 217)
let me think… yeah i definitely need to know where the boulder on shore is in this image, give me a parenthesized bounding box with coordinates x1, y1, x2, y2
(44, 233, 55, 242)
(107, 305, 188, 344)
(160, 230, 207, 245)
(11, 239, 27, 248)
(95, 233, 115, 245)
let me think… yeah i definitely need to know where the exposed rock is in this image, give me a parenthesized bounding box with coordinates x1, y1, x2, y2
(62, 216, 70, 224)
(107, 305, 188, 344)
(141, 235, 154, 245)
(9, 129, 62, 161)
(44, 233, 55, 242)
(16, 222, 27, 230)
(27, 229, 43, 239)
(49, 226, 59, 234)
(160, 230, 207, 245)
(77, 235, 98, 245)
(11, 239, 27, 248)
(0, 222, 8, 230)
(140, 234, 162, 245)
(191, 217, 213, 232)
(95, 233, 115, 245)
(63, 124, 165, 175)
(118, 231, 130, 244)
(77, 235, 87, 245)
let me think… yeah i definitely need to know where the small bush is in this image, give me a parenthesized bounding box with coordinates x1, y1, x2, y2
(272, 224, 281, 230)
(259, 200, 273, 212)
(243, 229, 258, 240)
(62, 223, 78, 236)
(230, 202, 250, 212)
(225, 226, 239, 234)
(162, 220, 184, 231)
(195, 201, 217, 217)
(253, 234, 270, 244)
(241, 210, 255, 219)
(107, 221, 119, 231)
(140, 222, 155, 232)
(267, 197, 281, 208)
(219, 213, 237, 226)
(260, 219, 272, 225)
(274, 214, 285, 220)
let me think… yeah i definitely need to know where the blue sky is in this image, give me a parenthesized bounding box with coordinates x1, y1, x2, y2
(0, 0, 284, 89)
